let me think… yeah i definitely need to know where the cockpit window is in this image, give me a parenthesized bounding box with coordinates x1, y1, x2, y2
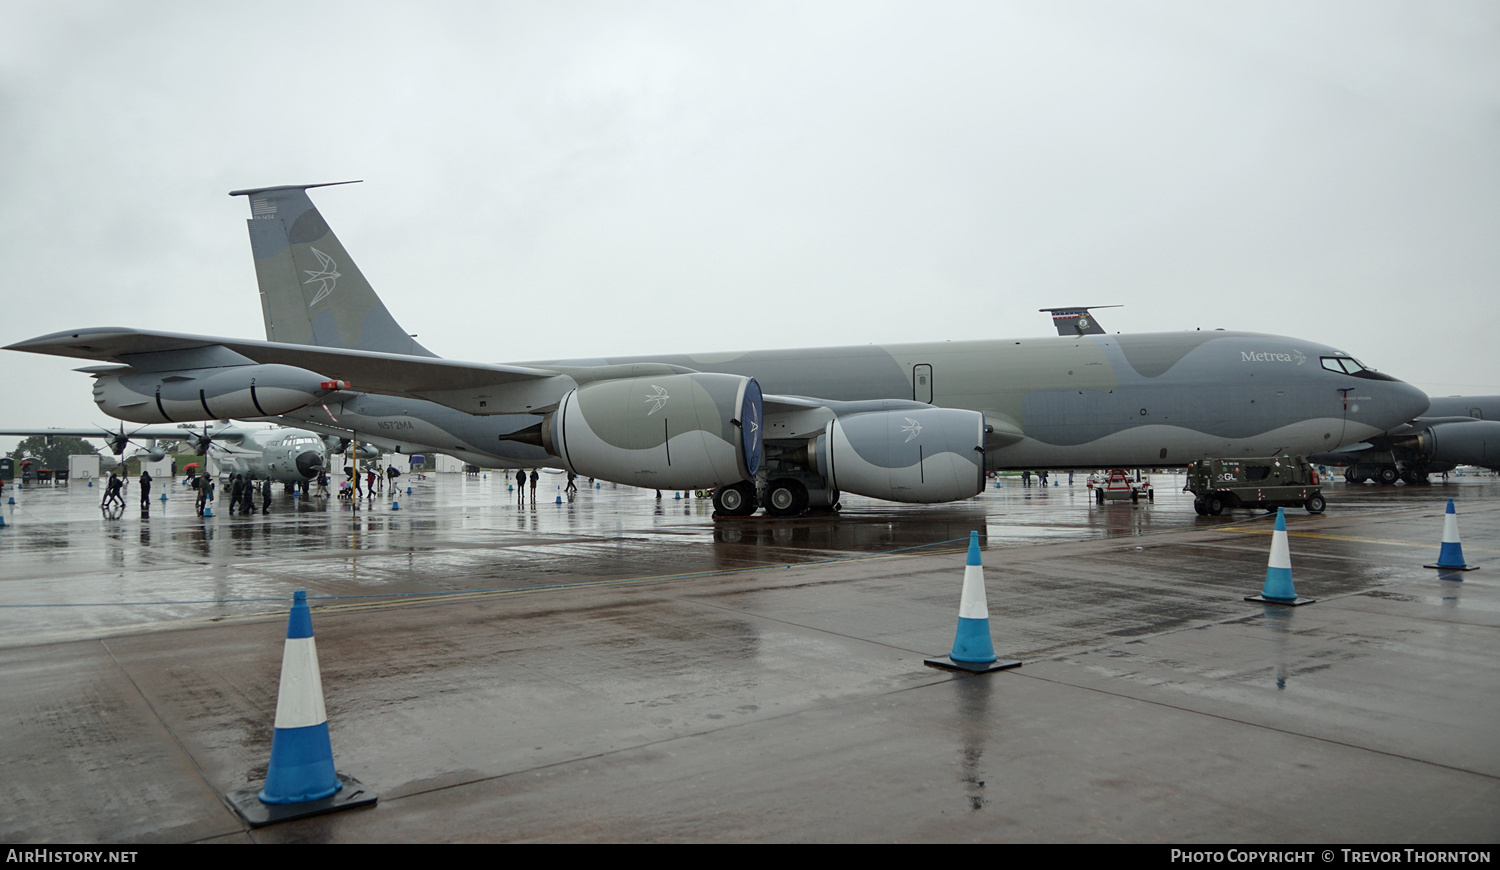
(1321, 356, 1368, 374)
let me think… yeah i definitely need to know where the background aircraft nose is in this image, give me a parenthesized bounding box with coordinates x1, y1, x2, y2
(296, 449, 324, 479)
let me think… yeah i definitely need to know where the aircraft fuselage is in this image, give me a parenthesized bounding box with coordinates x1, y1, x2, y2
(276, 329, 1429, 472)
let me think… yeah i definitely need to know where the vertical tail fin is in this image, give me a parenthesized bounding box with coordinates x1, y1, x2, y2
(1039, 306, 1120, 336)
(229, 181, 438, 358)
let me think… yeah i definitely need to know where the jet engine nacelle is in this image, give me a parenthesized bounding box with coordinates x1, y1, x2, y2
(546, 373, 763, 489)
(1419, 420, 1500, 470)
(92, 365, 338, 424)
(816, 407, 986, 503)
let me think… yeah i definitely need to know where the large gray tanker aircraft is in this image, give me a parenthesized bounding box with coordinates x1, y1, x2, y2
(5, 182, 1430, 516)
(1311, 395, 1500, 483)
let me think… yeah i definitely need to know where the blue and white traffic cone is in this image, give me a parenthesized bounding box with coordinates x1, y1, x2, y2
(1425, 499, 1479, 571)
(226, 590, 375, 826)
(391, 500, 400, 510)
(925, 532, 1021, 673)
(259, 590, 340, 805)
(1247, 508, 1314, 605)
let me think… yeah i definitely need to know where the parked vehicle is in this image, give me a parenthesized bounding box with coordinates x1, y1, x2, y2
(1089, 469, 1153, 504)
(1185, 454, 1325, 516)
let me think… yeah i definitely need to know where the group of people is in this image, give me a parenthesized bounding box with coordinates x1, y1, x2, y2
(99, 469, 153, 512)
(337, 463, 402, 501)
(512, 469, 583, 504)
(515, 468, 540, 504)
(1018, 470, 1075, 486)
(89, 458, 408, 518)
(226, 473, 271, 515)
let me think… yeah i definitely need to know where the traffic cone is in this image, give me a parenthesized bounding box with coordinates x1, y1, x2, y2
(925, 532, 1022, 673)
(391, 500, 400, 510)
(1425, 499, 1479, 571)
(1247, 508, 1314, 605)
(259, 590, 339, 804)
(224, 590, 376, 826)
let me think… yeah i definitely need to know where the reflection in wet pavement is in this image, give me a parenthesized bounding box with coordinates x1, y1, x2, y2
(3, 470, 1496, 646)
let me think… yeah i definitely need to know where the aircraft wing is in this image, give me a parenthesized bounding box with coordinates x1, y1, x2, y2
(0, 425, 226, 443)
(6, 328, 707, 416)
(0, 427, 169, 440)
(0, 424, 255, 453)
(5, 328, 558, 395)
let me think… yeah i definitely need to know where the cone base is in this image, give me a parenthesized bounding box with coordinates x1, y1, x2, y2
(226, 773, 377, 828)
(1245, 594, 1316, 607)
(924, 655, 1022, 674)
(1424, 563, 1479, 571)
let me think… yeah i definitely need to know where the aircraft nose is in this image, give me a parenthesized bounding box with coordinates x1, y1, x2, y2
(1390, 380, 1430, 425)
(296, 449, 324, 479)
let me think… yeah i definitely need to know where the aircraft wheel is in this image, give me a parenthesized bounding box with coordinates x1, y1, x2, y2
(1377, 466, 1399, 485)
(712, 481, 758, 517)
(765, 479, 809, 518)
(1306, 494, 1326, 514)
(1206, 495, 1225, 516)
(1344, 468, 1359, 483)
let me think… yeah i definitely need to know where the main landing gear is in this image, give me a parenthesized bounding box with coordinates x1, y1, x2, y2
(711, 477, 835, 519)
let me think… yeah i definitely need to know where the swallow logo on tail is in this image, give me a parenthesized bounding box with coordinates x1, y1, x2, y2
(303, 248, 341, 307)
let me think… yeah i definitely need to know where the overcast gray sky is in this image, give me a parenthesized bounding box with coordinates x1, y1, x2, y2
(2, 0, 1497, 455)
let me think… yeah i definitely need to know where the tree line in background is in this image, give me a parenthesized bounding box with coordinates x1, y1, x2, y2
(5, 435, 99, 471)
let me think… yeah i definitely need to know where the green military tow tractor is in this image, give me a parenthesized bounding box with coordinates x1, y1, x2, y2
(1185, 454, 1326, 516)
